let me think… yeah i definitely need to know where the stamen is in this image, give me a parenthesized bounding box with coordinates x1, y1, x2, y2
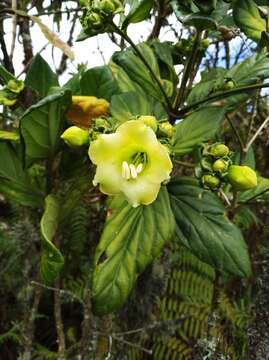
(136, 163, 143, 174)
(129, 164, 137, 179)
(122, 161, 130, 179)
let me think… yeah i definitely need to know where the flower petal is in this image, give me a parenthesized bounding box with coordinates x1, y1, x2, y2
(121, 178, 161, 207)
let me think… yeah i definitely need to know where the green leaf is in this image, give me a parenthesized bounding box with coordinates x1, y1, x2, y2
(20, 88, 71, 164)
(40, 194, 64, 284)
(233, 0, 268, 42)
(172, 106, 225, 156)
(239, 176, 269, 203)
(0, 131, 19, 142)
(183, 13, 217, 30)
(168, 177, 251, 277)
(187, 68, 226, 105)
(122, 0, 154, 28)
(0, 65, 16, 83)
(80, 66, 119, 101)
(113, 43, 169, 103)
(92, 186, 175, 315)
(110, 91, 166, 124)
(25, 54, 59, 97)
(0, 141, 44, 207)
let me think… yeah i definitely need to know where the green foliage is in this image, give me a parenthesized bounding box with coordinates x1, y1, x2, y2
(80, 65, 119, 100)
(113, 43, 172, 102)
(168, 177, 251, 277)
(92, 186, 175, 315)
(0, 141, 44, 207)
(25, 54, 59, 97)
(233, 0, 268, 42)
(172, 106, 225, 156)
(40, 194, 64, 284)
(20, 88, 71, 164)
(153, 244, 215, 360)
(122, 0, 154, 28)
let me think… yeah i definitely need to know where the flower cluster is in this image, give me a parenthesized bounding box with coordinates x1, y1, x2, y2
(0, 79, 24, 106)
(80, 0, 124, 33)
(196, 143, 257, 191)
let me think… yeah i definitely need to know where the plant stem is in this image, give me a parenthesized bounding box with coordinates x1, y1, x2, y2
(54, 276, 66, 360)
(245, 115, 269, 152)
(176, 82, 269, 117)
(21, 285, 42, 360)
(225, 114, 245, 163)
(174, 30, 202, 110)
(111, 23, 173, 111)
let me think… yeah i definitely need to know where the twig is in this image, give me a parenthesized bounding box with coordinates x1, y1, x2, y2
(225, 113, 244, 160)
(245, 115, 269, 152)
(111, 335, 152, 355)
(10, 0, 17, 61)
(30, 280, 85, 307)
(176, 82, 269, 117)
(219, 189, 231, 207)
(21, 285, 42, 360)
(54, 275, 66, 360)
(174, 30, 202, 110)
(174, 159, 195, 168)
(80, 290, 94, 360)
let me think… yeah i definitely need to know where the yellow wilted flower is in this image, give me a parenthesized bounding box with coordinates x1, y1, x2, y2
(67, 96, 109, 128)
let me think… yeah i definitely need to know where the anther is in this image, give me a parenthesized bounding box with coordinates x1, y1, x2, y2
(129, 164, 137, 179)
(122, 161, 130, 179)
(136, 163, 143, 174)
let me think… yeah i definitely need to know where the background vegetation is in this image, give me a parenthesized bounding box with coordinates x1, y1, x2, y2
(1, 0, 269, 359)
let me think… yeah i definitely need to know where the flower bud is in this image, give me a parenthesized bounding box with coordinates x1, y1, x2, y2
(223, 80, 235, 91)
(202, 174, 220, 189)
(94, 117, 111, 132)
(88, 11, 103, 27)
(228, 165, 257, 191)
(7, 79, 24, 94)
(138, 115, 158, 132)
(61, 126, 89, 147)
(212, 159, 229, 173)
(201, 38, 210, 49)
(99, 0, 116, 13)
(210, 143, 230, 158)
(159, 122, 173, 138)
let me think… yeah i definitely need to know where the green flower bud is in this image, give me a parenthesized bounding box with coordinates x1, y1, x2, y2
(201, 38, 210, 49)
(61, 126, 89, 147)
(7, 79, 24, 94)
(223, 80, 235, 91)
(94, 117, 111, 132)
(202, 174, 220, 189)
(159, 122, 173, 138)
(88, 11, 103, 27)
(210, 143, 230, 158)
(99, 0, 116, 13)
(138, 115, 158, 132)
(228, 165, 257, 191)
(212, 159, 229, 173)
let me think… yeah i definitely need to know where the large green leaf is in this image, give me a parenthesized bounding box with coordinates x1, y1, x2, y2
(233, 0, 267, 42)
(168, 177, 251, 277)
(20, 88, 71, 164)
(92, 187, 175, 315)
(40, 194, 64, 284)
(187, 68, 226, 105)
(172, 106, 225, 156)
(80, 66, 119, 101)
(113, 43, 170, 103)
(122, 0, 154, 28)
(25, 54, 59, 97)
(0, 141, 44, 207)
(110, 91, 166, 124)
(239, 176, 269, 203)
